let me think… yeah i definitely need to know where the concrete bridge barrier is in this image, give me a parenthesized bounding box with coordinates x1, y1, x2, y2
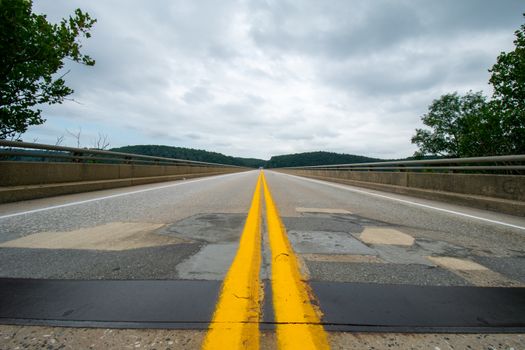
(0, 141, 248, 203)
(0, 161, 245, 203)
(277, 169, 525, 217)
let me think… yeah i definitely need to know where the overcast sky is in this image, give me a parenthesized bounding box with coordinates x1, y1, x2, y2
(27, 0, 523, 160)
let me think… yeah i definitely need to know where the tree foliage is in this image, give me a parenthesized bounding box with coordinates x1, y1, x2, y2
(413, 15, 525, 157)
(110, 145, 267, 168)
(0, 0, 96, 139)
(488, 17, 525, 154)
(109, 146, 382, 168)
(411, 92, 503, 157)
(266, 151, 380, 168)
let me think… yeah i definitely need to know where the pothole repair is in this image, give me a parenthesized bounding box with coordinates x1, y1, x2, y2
(360, 227, 415, 246)
(296, 207, 352, 214)
(0, 222, 182, 251)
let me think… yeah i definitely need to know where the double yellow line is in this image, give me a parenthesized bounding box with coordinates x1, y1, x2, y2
(202, 172, 330, 350)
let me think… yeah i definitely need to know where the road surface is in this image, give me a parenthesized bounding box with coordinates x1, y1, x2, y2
(0, 170, 524, 349)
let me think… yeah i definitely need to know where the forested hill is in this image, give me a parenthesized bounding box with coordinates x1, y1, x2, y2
(110, 145, 266, 168)
(110, 146, 384, 168)
(266, 151, 381, 168)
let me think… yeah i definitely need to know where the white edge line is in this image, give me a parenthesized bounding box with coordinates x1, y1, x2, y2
(0, 172, 251, 220)
(273, 172, 525, 231)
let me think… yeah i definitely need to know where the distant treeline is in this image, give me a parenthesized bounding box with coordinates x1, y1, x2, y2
(110, 145, 266, 168)
(266, 151, 381, 168)
(109, 146, 385, 168)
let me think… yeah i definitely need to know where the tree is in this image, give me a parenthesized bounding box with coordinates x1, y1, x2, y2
(411, 91, 503, 158)
(412, 15, 525, 157)
(92, 132, 110, 150)
(0, 0, 96, 139)
(66, 127, 82, 148)
(266, 151, 380, 168)
(488, 14, 525, 154)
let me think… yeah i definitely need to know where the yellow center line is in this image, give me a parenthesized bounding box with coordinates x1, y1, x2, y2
(262, 172, 331, 350)
(202, 173, 263, 350)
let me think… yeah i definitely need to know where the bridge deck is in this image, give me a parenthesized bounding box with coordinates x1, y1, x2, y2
(0, 170, 524, 349)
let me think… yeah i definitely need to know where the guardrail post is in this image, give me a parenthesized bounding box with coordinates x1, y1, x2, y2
(72, 151, 83, 163)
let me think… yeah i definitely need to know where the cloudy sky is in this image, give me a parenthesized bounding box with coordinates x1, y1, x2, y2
(27, 0, 523, 160)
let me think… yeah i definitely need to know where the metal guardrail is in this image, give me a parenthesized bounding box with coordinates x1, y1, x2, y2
(0, 140, 242, 168)
(283, 154, 525, 173)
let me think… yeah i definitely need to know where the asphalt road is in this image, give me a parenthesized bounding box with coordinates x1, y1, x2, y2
(1, 169, 524, 349)
(0, 171, 256, 280)
(2, 169, 523, 285)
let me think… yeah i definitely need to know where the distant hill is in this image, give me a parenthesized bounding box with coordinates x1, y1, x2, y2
(110, 145, 266, 168)
(266, 151, 382, 168)
(109, 145, 386, 168)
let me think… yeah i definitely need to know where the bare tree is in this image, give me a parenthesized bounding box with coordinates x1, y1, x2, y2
(55, 135, 65, 146)
(92, 132, 110, 150)
(66, 127, 82, 148)
(8, 132, 22, 141)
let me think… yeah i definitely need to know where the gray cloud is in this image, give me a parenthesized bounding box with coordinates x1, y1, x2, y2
(182, 86, 213, 105)
(26, 0, 524, 160)
(249, 1, 424, 58)
(248, 0, 522, 58)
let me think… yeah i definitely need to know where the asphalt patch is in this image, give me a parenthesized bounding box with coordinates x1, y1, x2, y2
(312, 281, 525, 333)
(288, 230, 375, 255)
(0, 278, 220, 329)
(1, 278, 524, 333)
(176, 243, 238, 280)
(0, 222, 173, 251)
(159, 213, 246, 243)
(282, 216, 362, 233)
